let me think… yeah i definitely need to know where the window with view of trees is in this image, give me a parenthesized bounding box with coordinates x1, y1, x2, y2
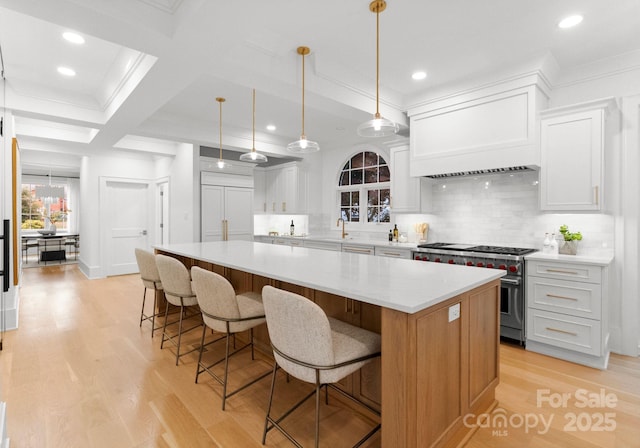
(21, 182, 71, 231)
(338, 151, 390, 224)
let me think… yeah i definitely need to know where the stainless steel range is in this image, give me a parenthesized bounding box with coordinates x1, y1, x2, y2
(412, 242, 537, 344)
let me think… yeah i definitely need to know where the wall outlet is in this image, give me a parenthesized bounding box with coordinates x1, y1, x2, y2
(448, 303, 461, 322)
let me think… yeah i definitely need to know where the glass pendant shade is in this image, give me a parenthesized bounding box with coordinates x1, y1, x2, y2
(288, 46, 320, 153)
(357, 0, 398, 138)
(239, 150, 268, 163)
(357, 114, 399, 137)
(240, 89, 268, 163)
(287, 135, 320, 154)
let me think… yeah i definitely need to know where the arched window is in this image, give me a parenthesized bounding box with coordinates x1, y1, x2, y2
(337, 150, 390, 223)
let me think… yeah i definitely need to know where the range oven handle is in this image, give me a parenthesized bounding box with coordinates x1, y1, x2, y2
(500, 277, 520, 286)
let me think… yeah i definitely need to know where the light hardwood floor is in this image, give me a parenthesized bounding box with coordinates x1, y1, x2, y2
(1, 265, 638, 447)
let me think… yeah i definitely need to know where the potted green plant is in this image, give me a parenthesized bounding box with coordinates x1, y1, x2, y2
(558, 224, 582, 255)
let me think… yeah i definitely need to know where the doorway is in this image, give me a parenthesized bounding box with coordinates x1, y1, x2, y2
(102, 179, 150, 276)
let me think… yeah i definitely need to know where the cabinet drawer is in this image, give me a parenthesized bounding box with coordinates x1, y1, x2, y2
(342, 245, 375, 255)
(527, 309, 601, 356)
(303, 240, 341, 251)
(527, 260, 601, 283)
(527, 276, 601, 319)
(374, 246, 412, 259)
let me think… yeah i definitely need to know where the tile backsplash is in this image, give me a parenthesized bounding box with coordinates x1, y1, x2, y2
(394, 171, 614, 253)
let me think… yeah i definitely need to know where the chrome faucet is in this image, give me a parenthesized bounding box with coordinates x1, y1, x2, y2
(337, 218, 348, 239)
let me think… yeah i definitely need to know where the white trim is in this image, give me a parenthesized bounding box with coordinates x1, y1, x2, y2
(619, 95, 640, 356)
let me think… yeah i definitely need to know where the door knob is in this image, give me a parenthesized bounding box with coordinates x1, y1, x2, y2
(141, 230, 148, 235)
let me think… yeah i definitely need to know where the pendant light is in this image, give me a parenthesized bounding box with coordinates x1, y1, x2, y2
(216, 97, 227, 169)
(287, 46, 320, 153)
(357, 0, 399, 138)
(239, 89, 269, 163)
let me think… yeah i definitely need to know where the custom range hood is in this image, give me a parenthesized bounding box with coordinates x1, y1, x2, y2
(424, 165, 536, 179)
(407, 73, 549, 179)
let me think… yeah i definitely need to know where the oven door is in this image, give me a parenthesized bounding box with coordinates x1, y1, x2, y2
(500, 276, 525, 343)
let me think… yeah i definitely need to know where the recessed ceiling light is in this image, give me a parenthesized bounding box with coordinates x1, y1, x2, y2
(266, 124, 276, 131)
(412, 71, 427, 80)
(558, 15, 583, 29)
(62, 32, 85, 44)
(57, 66, 76, 77)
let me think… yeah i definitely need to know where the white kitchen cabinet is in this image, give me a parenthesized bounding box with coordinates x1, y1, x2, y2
(253, 169, 267, 213)
(525, 256, 611, 369)
(390, 146, 432, 213)
(341, 243, 375, 256)
(264, 162, 308, 214)
(539, 98, 617, 211)
(374, 246, 413, 259)
(272, 236, 304, 247)
(201, 185, 254, 242)
(303, 240, 341, 251)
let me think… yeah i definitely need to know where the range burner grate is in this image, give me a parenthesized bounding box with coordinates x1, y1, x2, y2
(466, 245, 537, 256)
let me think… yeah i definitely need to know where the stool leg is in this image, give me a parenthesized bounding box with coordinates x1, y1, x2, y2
(315, 371, 321, 448)
(262, 363, 279, 445)
(222, 330, 231, 410)
(151, 292, 158, 337)
(175, 304, 185, 365)
(139, 288, 147, 327)
(160, 302, 170, 349)
(195, 325, 207, 384)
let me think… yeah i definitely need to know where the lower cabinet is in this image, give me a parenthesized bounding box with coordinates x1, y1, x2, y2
(341, 244, 375, 255)
(302, 240, 341, 251)
(374, 246, 413, 259)
(526, 257, 611, 369)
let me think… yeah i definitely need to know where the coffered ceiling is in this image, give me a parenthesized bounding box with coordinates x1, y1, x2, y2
(1, 0, 639, 172)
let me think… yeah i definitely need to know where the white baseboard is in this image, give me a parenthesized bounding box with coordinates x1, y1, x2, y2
(0, 402, 7, 447)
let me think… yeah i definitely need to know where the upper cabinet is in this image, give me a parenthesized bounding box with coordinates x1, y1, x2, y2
(253, 169, 266, 213)
(407, 75, 549, 177)
(539, 98, 618, 211)
(256, 162, 308, 214)
(390, 145, 432, 213)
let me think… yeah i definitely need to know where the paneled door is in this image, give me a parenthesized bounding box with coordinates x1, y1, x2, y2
(201, 185, 253, 242)
(224, 187, 253, 241)
(105, 180, 149, 276)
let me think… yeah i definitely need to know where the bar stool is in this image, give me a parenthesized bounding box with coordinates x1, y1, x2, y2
(155, 254, 202, 365)
(191, 266, 271, 410)
(134, 248, 164, 337)
(261, 285, 381, 448)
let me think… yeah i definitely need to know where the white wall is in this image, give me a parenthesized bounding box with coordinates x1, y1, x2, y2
(79, 151, 159, 279)
(0, 112, 19, 330)
(155, 143, 197, 244)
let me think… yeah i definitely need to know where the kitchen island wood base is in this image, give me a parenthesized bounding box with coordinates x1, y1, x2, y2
(156, 248, 500, 448)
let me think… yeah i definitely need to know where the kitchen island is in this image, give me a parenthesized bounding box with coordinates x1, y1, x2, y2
(155, 240, 505, 448)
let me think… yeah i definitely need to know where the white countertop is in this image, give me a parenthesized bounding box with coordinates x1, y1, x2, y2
(525, 250, 614, 266)
(154, 240, 505, 314)
(256, 234, 419, 249)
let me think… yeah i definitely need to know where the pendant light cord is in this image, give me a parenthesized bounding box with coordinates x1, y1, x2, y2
(375, 6, 380, 117)
(301, 51, 306, 137)
(252, 89, 256, 151)
(219, 100, 223, 161)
